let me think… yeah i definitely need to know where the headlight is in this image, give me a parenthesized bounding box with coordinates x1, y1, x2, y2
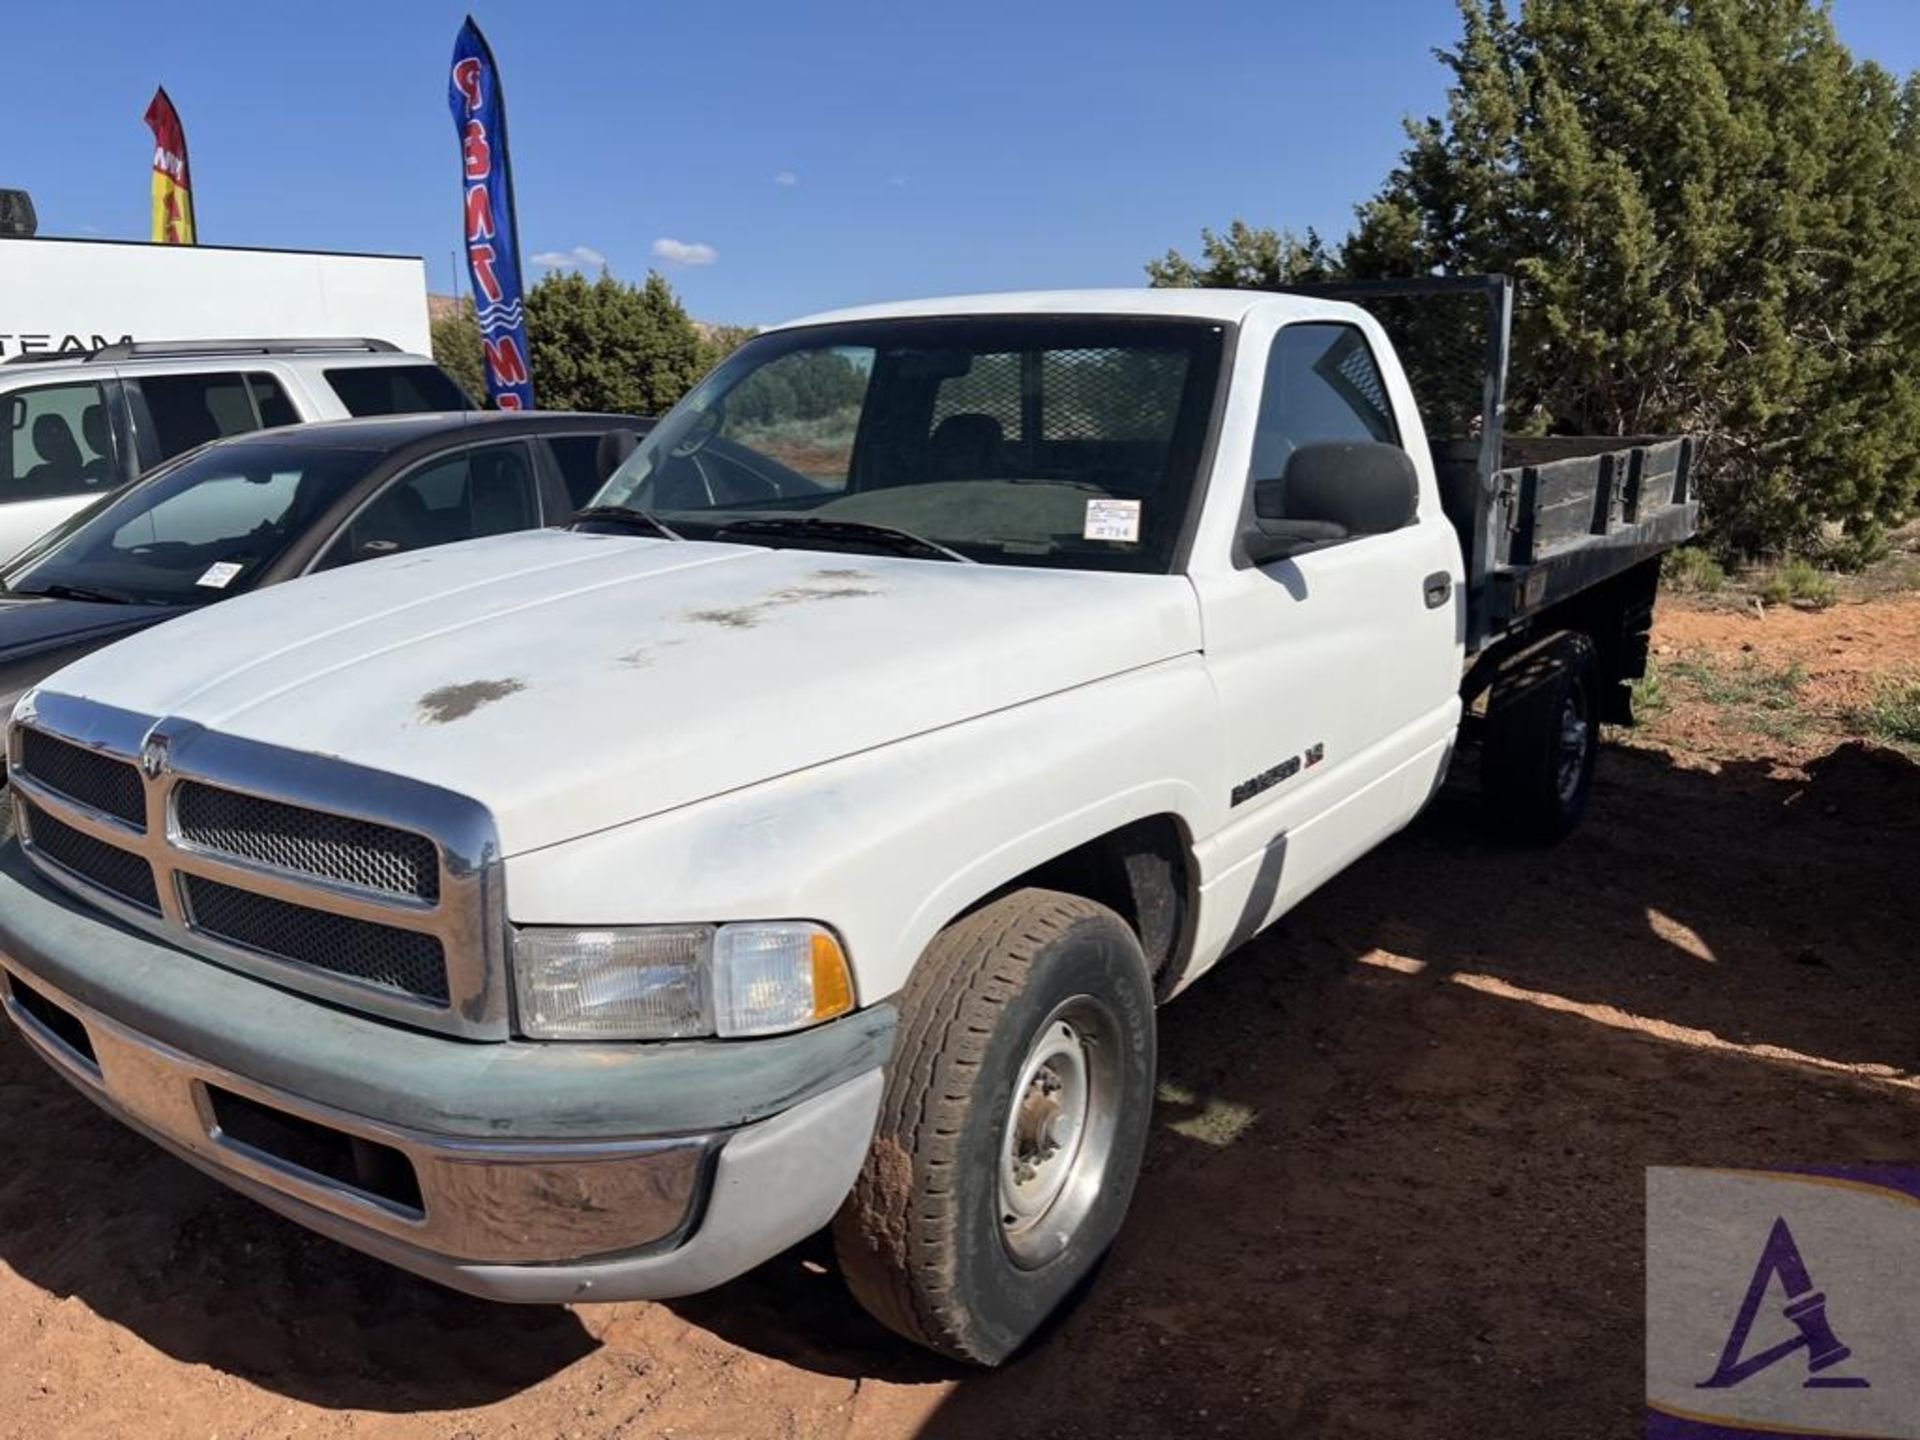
(511, 920, 855, 1040)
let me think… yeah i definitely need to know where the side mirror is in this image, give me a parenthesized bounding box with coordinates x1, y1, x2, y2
(1243, 441, 1419, 564)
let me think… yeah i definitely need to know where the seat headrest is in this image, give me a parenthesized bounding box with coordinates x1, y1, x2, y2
(32, 413, 81, 465)
(594, 428, 640, 485)
(79, 405, 110, 455)
(929, 413, 1005, 479)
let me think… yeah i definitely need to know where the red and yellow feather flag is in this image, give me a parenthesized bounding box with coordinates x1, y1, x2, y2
(143, 87, 196, 245)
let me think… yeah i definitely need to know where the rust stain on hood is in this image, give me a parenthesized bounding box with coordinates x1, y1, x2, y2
(416, 678, 526, 725)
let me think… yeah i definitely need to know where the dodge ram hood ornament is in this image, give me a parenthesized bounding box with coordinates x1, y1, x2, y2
(139, 731, 170, 780)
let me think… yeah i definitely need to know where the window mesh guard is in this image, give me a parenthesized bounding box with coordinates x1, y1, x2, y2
(929, 348, 1192, 453)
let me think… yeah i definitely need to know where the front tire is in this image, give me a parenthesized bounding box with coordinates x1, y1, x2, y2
(833, 889, 1156, 1365)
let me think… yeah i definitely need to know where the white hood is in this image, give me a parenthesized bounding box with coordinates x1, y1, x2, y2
(39, 530, 1201, 854)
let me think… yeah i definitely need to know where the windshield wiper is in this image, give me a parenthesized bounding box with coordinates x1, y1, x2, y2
(9, 581, 140, 605)
(713, 516, 973, 564)
(571, 504, 684, 541)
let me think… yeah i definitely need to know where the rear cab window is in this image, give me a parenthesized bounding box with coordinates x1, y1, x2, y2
(3, 381, 119, 499)
(325, 365, 473, 418)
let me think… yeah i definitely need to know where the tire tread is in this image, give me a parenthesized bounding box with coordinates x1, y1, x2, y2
(833, 889, 1118, 1360)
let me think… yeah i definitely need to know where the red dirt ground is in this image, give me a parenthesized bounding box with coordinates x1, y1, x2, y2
(1, 596, 1916, 1439)
(1643, 592, 1920, 764)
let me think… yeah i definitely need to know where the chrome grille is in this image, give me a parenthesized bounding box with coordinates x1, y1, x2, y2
(183, 876, 450, 1003)
(175, 781, 440, 902)
(7, 695, 506, 1039)
(21, 799, 160, 912)
(18, 729, 145, 828)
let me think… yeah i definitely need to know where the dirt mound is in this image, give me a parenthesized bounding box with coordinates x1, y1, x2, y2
(1801, 739, 1920, 828)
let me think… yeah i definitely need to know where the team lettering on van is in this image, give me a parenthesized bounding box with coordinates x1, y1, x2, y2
(0, 333, 132, 358)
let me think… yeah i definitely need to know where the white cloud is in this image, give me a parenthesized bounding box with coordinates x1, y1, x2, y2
(885, 174, 908, 188)
(652, 237, 717, 267)
(773, 170, 799, 187)
(531, 244, 608, 270)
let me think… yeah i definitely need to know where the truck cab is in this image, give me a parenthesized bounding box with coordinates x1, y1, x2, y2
(0, 287, 1693, 1364)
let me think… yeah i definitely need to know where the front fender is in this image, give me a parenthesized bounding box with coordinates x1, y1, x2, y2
(501, 654, 1219, 1004)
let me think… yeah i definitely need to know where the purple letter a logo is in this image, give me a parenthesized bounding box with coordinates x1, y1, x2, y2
(1698, 1217, 1870, 1391)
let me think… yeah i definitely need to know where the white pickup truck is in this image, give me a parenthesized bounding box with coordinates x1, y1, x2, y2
(0, 281, 1695, 1364)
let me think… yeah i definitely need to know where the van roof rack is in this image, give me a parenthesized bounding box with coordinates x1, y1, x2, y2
(2, 337, 402, 367)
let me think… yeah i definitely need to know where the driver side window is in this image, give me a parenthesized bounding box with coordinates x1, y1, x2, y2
(1250, 324, 1398, 499)
(316, 441, 538, 570)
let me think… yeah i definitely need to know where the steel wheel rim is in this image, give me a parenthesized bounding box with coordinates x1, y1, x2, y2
(997, 994, 1122, 1270)
(1556, 681, 1591, 804)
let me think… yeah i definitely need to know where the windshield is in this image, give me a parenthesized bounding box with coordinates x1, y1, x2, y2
(4, 441, 381, 606)
(592, 316, 1226, 572)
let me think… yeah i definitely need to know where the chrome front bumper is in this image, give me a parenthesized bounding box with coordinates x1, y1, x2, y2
(2, 958, 887, 1302)
(3, 962, 712, 1265)
(0, 841, 894, 1303)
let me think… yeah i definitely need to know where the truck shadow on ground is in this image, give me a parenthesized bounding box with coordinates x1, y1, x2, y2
(0, 739, 1914, 1432)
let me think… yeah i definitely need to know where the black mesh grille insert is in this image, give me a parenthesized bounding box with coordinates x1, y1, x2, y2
(174, 782, 439, 902)
(23, 800, 160, 912)
(183, 876, 449, 1004)
(19, 729, 145, 829)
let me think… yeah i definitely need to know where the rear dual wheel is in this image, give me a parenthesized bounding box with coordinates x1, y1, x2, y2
(834, 889, 1156, 1365)
(1481, 631, 1599, 843)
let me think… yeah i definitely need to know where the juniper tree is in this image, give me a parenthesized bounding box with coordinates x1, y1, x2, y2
(525, 269, 705, 416)
(1155, 0, 1920, 558)
(428, 268, 708, 416)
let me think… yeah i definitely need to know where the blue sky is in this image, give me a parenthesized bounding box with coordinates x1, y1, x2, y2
(7, 1, 1917, 326)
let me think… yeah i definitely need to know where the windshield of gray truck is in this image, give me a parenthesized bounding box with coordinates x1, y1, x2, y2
(2, 441, 379, 606)
(590, 316, 1226, 572)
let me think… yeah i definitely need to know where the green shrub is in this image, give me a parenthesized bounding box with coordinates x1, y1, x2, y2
(1851, 674, 1920, 748)
(1819, 525, 1891, 573)
(1759, 558, 1838, 609)
(1664, 547, 1729, 595)
(1666, 653, 1807, 709)
(1628, 657, 1669, 719)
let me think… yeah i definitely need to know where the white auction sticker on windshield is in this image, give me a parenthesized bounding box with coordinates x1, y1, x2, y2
(196, 561, 244, 589)
(1083, 498, 1142, 543)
